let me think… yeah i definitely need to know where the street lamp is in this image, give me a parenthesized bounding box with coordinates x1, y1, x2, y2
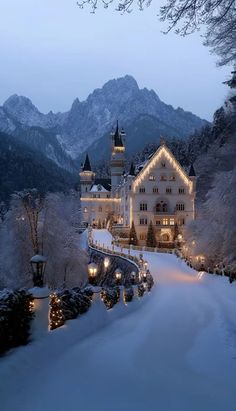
(88, 262, 98, 284)
(30, 254, 47, 288)
(143, 261, 148, 270)
(115, 268, 123, 285)
(104, 257, 110, 270)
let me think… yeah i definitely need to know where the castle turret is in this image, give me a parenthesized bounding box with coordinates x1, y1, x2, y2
(79, 154, 95, 195)
(110, 122, 125, 193)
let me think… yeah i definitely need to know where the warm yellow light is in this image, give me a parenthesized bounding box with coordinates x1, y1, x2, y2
(133, 146, 193, 193)
(81, 198, 121, 202)
(104, 257, 110, 269)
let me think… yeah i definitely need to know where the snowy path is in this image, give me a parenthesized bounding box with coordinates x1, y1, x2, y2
(1, 230, 236, 411)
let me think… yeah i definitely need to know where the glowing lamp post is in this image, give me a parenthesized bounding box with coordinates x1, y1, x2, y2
(115, 268, 123, 285)
(143, 261, 148, 270)
(30, 255, 47, 288)
(88, 262, 98, 285)
(142, 271, 147, 283)
(104, 257, 110, 270)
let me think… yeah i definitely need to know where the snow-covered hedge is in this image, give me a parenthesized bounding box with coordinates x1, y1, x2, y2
(101, 287, 120, 309)
(0, 289, 34, 355)
(49, 287, 92, 330)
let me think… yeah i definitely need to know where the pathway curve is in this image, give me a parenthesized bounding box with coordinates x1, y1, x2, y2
(1, 230, 236, 411)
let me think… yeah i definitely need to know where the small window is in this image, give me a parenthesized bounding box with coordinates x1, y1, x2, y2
(166, 187, 172, 194)
(170, 218, 175, 225)
(139, 187, 146, 193)
(155, 220, 161, 225)
(140, 203, 147, 211)
(162, 218, 168, 225)
(161, 162, 166, 168)
(84, 207, 88, 213)
(149, 175, 156, 181)
(160, 175, 167, 181)
(153, 187, 158, 193)
(169, 175, 176, 181)
(179, 188, 185, 194)
(176, 203, 185, 211)
(140, 217, 148, 225)
(178, 218, 185, 225)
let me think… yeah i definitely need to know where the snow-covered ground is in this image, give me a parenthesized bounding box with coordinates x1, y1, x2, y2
(1, 229, 236, 411)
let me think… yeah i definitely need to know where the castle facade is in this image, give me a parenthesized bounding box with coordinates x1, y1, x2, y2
(80, 124, 196, 247)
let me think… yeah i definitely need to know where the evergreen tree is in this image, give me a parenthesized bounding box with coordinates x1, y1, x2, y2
(173, 223, 179, 241)
(146, 221, 156, 247)
(129, 221, 138, 245)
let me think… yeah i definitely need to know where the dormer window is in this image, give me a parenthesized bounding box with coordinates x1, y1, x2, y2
(97, 184, 102, 191)
(149, 175, 156, 181)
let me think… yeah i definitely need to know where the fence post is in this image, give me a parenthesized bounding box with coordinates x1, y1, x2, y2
(29, 286, 50, 340)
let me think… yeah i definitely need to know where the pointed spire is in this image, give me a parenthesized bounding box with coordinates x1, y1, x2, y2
(114, 120, 124, 147)
(129, 162, 135, 176)
(83, 154, 92, 171)
(160, 136, 166, 146)
(189, 164, 196, 177)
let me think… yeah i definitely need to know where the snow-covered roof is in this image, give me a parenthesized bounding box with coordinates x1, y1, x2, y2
(90, 184, 108, 193)
(30, 254, 47, 263)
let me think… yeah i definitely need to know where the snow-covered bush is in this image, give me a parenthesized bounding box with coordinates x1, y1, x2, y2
(138, 284, 145, 297)
(49, 288, 92, 330)
(101, 287, 120, 309)
(0, 289, 34, 355)
(124, 287, 134, 303)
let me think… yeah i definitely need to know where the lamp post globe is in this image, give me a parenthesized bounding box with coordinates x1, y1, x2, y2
(88, 262, 98, 285)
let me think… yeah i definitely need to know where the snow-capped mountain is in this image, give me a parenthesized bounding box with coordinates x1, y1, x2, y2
(0, 75, 208, 164)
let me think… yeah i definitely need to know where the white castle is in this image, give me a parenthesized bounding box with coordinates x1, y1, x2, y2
(80, 123, 196, 247)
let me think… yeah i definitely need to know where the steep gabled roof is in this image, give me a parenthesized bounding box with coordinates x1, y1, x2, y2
(132, 144, 193, 192)
(82, 154, 92, 171)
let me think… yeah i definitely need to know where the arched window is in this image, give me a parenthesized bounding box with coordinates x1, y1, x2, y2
(153, 187, 158, 193)
(163, 203, 168, 212)
(155, 202, 168, 213)
(162, 233, 170, 242)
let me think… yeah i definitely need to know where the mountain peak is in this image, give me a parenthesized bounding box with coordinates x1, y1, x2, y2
(3, 94, 38, 112)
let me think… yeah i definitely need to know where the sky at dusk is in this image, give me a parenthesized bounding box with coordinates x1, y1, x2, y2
(0, 0, 232, 121)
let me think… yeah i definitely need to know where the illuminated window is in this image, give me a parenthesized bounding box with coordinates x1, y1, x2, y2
(162, 218, 168, 225)
(149, 175, 156, 181)
(169, 175, 176, 181)
(176, 203, 185, 211)
(140, 203, 147, 211)
(140, 217, 148, 225)
(166, 187, 172, 194)
(179, 188, 185, 194)
(170, 218, 175, 225)
(153, 187, 158, 193)
(139, 187, 146, 193)
(84, 207, 88, 213)
(160, 175, 167, 181)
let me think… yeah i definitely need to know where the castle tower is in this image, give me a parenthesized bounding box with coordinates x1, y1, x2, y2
(79, 154, 95, 195)
(110, 122, 125, 193)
